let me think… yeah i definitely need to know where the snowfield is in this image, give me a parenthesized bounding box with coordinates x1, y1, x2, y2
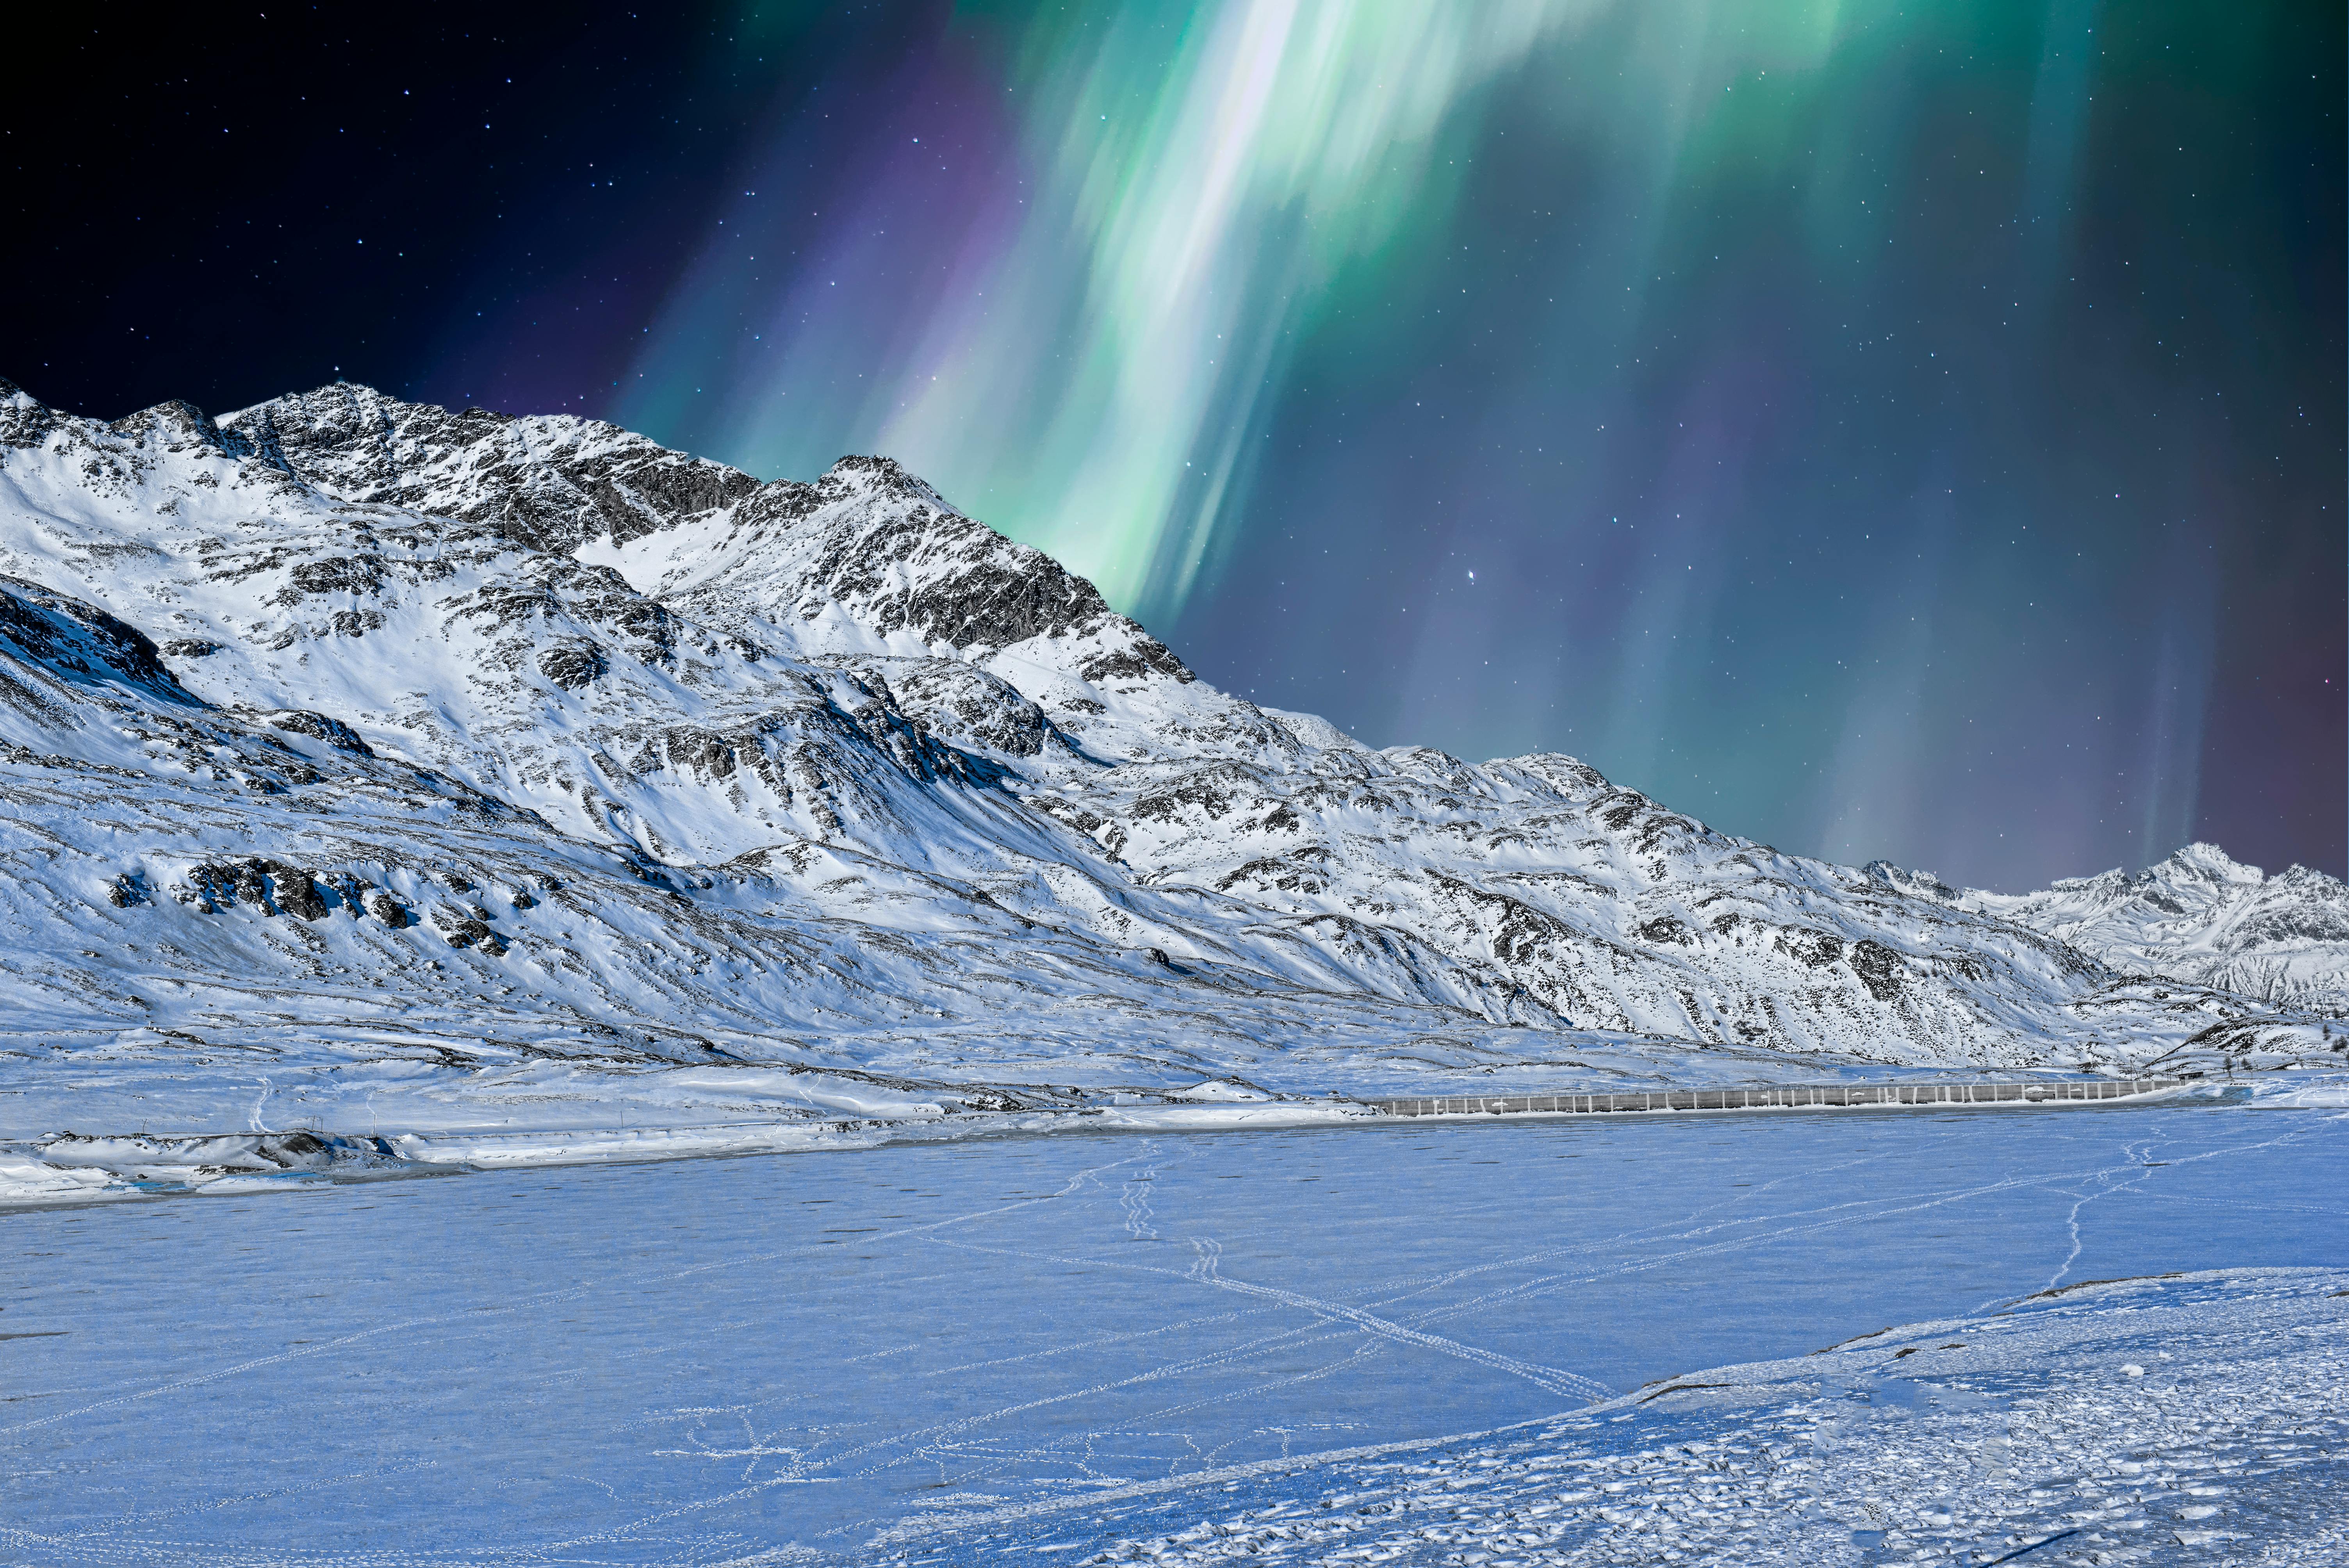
(1074, 1267, 2349, 1568)
(0, 1105, 2342, 1565)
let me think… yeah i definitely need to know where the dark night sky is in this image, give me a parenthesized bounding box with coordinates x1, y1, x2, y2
(7, 1, 2342, 890)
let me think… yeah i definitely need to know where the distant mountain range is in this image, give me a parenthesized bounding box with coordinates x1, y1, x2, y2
(1878, 841, 2349, 1012)
(2, 375, 2339, 1119)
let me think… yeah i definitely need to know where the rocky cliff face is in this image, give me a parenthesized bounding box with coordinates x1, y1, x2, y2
(0, 374, 2337, 1104)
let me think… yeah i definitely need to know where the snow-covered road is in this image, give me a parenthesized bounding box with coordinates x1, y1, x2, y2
(2, 1101, 2342, 1564)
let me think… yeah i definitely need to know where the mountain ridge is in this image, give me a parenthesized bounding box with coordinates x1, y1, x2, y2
(1, 373, 2340, 1171)
(1870, 842, 2349, 1011)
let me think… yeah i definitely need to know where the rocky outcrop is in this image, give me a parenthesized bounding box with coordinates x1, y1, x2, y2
(179, 858, 331, 919)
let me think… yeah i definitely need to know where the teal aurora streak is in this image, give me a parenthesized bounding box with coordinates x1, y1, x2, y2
(602, 0, 2335, 890)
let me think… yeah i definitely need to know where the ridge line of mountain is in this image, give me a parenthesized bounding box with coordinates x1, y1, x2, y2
(0, 372, 2339, 1115)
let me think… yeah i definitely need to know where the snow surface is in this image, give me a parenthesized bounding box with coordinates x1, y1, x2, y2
(1075, 1268, 2349, 1567)
(2, 1102, 2342, 1564)
(1, 375, 2343, 1202)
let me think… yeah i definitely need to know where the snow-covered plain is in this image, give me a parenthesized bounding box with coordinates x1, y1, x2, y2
(3, 1100, 2342, 1565)
(1075, 1267, 2349, 1568)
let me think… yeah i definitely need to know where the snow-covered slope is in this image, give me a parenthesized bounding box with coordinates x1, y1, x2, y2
(1866, 844, 2349, 1013)
(0, 374, 2338, 1158)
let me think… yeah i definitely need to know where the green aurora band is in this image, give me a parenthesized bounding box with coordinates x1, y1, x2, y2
(623, 0, 1938, 611)
(607, 0, 2337, 887)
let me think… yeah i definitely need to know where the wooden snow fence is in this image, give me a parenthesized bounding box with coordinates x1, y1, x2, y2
(1367, 1077, 2187, 1119)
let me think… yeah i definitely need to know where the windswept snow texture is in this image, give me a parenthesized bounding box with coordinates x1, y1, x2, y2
(0, 1105, 2342, 1564)
(0, 374, 2342, 1167)
(1082, 1269, 2349, 1568)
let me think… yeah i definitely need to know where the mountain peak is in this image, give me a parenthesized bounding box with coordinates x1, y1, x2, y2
(107, 396, 226, 445)
(1961, 838, 2349, 1010)
(2147, 841, 2265, 885)
(220, 385, 765, 555)
(1863, 860, 1957, 901)
(821, 452, 948, 507)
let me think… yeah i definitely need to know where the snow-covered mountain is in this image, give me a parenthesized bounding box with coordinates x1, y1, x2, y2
(0, 375, 2338, 1149)
(1866, 843, 2349, 1012)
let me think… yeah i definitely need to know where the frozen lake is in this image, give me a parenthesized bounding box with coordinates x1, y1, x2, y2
(4, 1098, 2344, 1565)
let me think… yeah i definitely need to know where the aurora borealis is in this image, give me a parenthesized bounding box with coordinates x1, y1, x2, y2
(12, 0, 2342, 889)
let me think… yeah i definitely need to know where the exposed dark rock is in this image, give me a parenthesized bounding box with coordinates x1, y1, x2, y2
(1850, 939, 1902, 1001)
(1079, 638, 1191, 686)
(1216, 855, 1329, 895)
(273, 870, 330, 921)
(1782, 929, 1846, 969)
(0, 575, 199, 704)
(266, 709, 373, 755)
(538, 641, 608, 690)
(431, 907, 507, 955)
(1638, 916, 1692, 947)
(280, 556, 387, 600)
(177, 857, 328, 920)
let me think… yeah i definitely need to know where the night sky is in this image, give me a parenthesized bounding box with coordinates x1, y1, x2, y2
(9, 1, 2342, 890)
